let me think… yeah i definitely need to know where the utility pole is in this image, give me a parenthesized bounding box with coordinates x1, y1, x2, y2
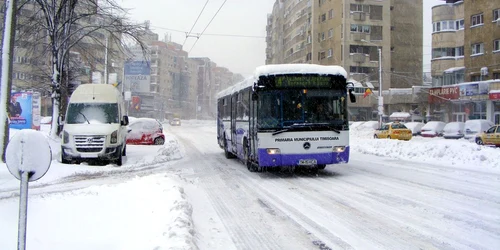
(361, 39, 383, 128)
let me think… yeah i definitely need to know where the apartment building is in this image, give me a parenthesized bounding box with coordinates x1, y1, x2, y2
(430, 0, 500, 123)
(0, 0, 125, 116)
(266, 0, 423, 122)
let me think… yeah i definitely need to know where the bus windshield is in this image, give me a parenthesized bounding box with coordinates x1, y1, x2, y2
(257, 89, 348, 129)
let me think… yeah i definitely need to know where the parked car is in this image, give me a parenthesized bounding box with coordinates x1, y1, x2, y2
(404, 122, 425, 136)
(463, 119, 494, 140)
(126, 118, 165, 145)
(420, 121, 446, 138)
(442, 122, 465, 139)
(475, 125, 500, 146)
(170, 118, 181, 126)
(374, 122, 412, 140)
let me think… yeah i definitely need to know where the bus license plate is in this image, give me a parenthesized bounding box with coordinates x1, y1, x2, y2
(299, 159, 317, 165)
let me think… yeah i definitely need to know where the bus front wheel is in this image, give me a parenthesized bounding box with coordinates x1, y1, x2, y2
(244, 139, 257, 172)
(224, 136, 234, 159)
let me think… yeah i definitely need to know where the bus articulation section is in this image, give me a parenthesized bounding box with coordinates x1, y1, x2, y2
(216, 64, 356, 172)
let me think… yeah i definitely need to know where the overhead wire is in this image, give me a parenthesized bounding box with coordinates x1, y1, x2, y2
(182, 0, 210, 47)
(150, 25, 265, 39)
(188, 0, 228, 54)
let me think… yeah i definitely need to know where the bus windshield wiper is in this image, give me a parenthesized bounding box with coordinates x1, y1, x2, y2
(272, 128, 290, 136)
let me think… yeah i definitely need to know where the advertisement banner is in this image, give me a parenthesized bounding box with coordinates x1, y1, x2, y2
(490, 91, 500, 100)
(428, 86, 459, 103)
(124, 61, 150, 93)
(8, 92, 39, 130)
(459, 83, 488, 96)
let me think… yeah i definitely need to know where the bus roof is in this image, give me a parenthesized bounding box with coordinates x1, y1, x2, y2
(216, 64, 348, 99)
(255, 64, 347, 79)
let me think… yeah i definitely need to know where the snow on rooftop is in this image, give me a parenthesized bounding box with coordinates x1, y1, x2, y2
(365, 81, 375, 88)
(348, 78, 363, 88)
(444, 66, 465, 73)
(389, 112, 411, 119)
(489, 89, 500, 94)
(255, 64, 347, 79)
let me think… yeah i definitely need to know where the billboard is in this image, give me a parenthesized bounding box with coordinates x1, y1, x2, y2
(9, 92, 41, 130)
(459, 83, 488, 96)
(124, 60, 150, 93)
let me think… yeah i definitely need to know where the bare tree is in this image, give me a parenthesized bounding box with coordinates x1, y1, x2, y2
(28, 0, 148, 138)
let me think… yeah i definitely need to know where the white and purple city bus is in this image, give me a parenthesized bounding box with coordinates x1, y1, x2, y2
(216, 64, 356, 172)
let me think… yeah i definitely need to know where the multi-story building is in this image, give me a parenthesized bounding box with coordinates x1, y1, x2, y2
(266, 0, 424, 122)
(430, 0, 500, 123)
(0, 0, 126, 116)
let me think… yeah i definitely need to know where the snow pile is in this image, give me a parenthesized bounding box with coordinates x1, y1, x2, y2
(350, 124, 500, 170)
(0, 175, 195, 250)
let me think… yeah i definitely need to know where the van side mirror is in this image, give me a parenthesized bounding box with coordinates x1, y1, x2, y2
(121, 115, 129, 126)
(348, 89, 356, 103)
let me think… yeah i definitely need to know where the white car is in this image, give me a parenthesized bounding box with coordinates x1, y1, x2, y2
(420, 121, 446, 138)
(442, 122, 465, 139)
(404, 122, 425, 136)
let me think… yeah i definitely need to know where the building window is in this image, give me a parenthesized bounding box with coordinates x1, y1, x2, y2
(307, 35, 311, 44)
(471, 43, 484, 55)
(318, 51, 326, 60)
(471, 13, 483, 27)
(371, 26, 383, 40)
(328, 48, 333, 58)
(328, 9, 333, 19)
(370, 5, 383, 20)
(306, 52, 312, 61)
(350, 4, 369, 13)
(470, 75, 481, 81)
(493, 9, 500, 22)
(493, 72, 500, 80)
(455, 19, 464, 30)
(320, 13, 326, 23)
(328, 28, 333, 38)
(432, 46, 463, 59)
(350, 24, 370, 33)
(494, 39, 500, 52)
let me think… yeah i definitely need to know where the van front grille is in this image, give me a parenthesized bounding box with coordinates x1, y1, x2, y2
(74, 135, 105, 153)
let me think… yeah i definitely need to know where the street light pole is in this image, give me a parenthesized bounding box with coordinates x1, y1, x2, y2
(377, 46, 383, 128)
(361, 39, 383, 128)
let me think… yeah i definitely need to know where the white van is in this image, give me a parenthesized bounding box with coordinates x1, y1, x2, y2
(61, 84, 129, 166)
(463, 119, 494, 140)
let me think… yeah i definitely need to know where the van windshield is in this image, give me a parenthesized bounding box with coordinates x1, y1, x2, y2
(66, 103, 119, 124)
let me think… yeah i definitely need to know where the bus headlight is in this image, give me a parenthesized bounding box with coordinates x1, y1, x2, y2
(333, 146, 346, 152)
(266, 148, 281, 154)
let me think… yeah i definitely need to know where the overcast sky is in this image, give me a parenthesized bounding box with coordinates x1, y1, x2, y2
(121, 0, 443, 76)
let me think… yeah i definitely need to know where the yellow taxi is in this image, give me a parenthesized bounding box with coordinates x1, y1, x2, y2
(374, 122, 412, 140)
(475, 125, 500, 147)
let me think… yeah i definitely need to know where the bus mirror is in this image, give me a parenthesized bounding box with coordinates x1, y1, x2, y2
(251, 93, 258, 101)
(348, 89, 356, 103)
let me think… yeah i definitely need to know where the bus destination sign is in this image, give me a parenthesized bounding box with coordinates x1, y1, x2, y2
(274, 76, 331, 88)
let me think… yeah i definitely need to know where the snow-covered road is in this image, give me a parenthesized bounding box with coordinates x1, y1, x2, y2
(171, 123, 500, 250)
(1, 121, 499, 249)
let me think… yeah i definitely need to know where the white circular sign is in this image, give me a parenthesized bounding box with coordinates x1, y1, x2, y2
(6, 129, 52, 181)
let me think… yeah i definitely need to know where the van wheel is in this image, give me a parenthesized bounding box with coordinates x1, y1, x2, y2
(61, 149, 70, 164)
(115, 154, 123, 166)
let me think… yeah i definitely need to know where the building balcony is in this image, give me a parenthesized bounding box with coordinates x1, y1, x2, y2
(352, 33, 367, 41)
(351, 53, 367, 63)
(352, 12, 366, 21)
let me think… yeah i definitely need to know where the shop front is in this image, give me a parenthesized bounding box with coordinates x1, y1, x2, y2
(489, 90, 500, 124)
(429, 82, 489, 122)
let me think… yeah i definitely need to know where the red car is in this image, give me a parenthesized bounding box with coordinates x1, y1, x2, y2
(126, 118, 165, 145)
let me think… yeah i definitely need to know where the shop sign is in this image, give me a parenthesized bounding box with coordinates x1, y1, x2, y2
(490, 91, 500, 100)
(459, 83, 488, 97)
(428, 86, 459, 103)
